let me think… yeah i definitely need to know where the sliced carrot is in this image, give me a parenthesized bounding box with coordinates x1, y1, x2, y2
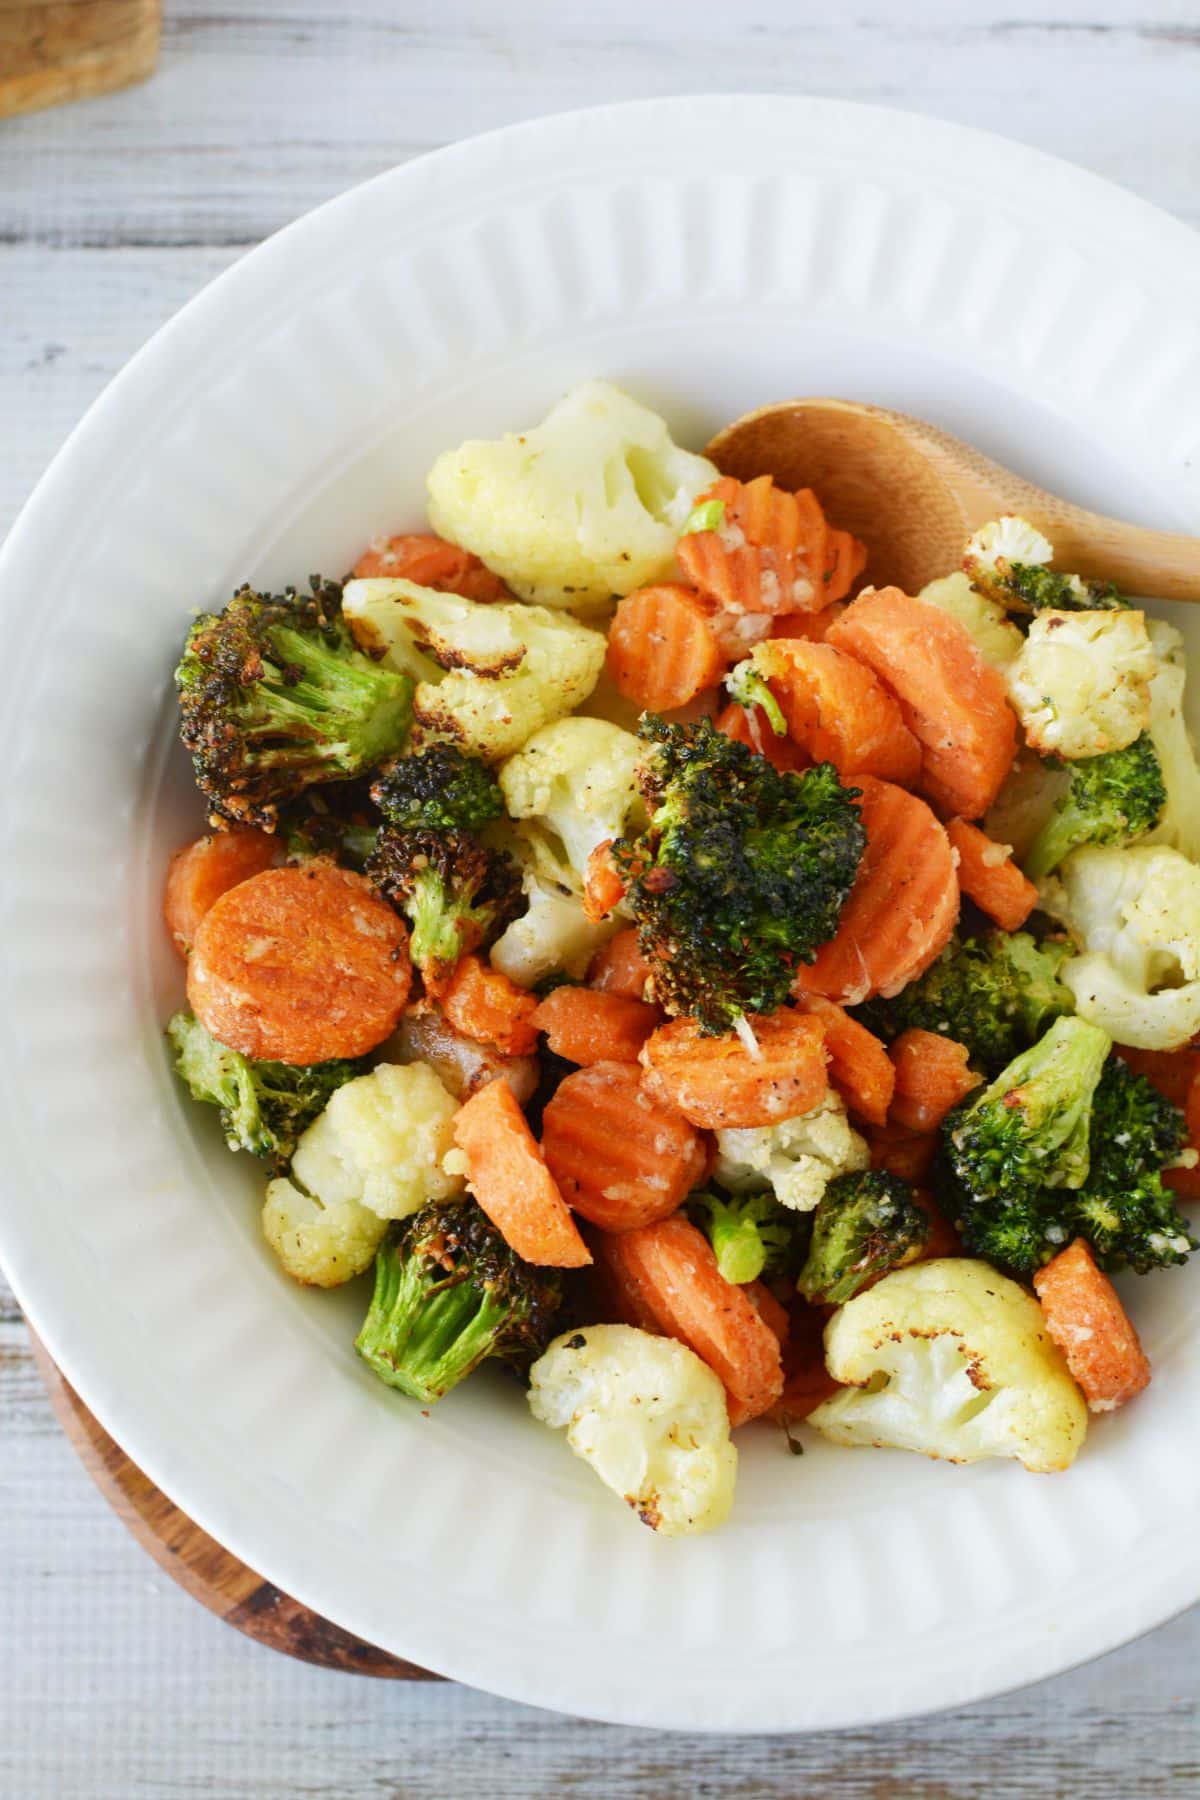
(587, 928, 654, 1001)
(640, 1011, 828, 1129)
(793, 776, 959, 1006)
(582, 840, 627, 923)
(1113, 1044, 1200, 1111)
(746, 1280, 791, 1346)
(751, 638, 922, 784)
(868, 1121, 939, 1186)
(1033, 1238, 1151, 1411)
(769, 601, 848, 643)
(351, 532, 508, 602)
(677, 475, 829, 616)
(822, 528, 869, 603)
(796, 995, 894, 1127)
(697, 598, 775, 665)
(540, 1061, 708, 1231)
(532, 986, 660, 1066)
(888, 1029, 981, 1133)
(187, 864, 411, 1063)
(828, 587, 1017, 818)
(597, 1215, 784, 1425)
(163, 828, 282, 957)
(713, 700, 810, 773)
(441, 954, 539, 1057)
(946, 818, 1038, 931)
(606, 584, 725, 711)
(453, 1078, 591, 1268)
(770, 1301, 841, 1425)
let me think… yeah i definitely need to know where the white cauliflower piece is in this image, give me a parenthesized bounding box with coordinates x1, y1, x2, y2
(426, 380, 717, 611)
(528, 1324, 737, 1535)
(498, 716, 644, 885)
(342, 577, 605, 760)
(489, 825, 618, 986)
(1006, 609, 1156, 758)
(289, 1061, 464, 1223)
(963, 514, 1054, 600)
(261, 1182, 386, 1287)
(1048, 843, 1200, 1049)
(808, 1258, 1087, 1473)
(918, 570, 1023, 669)
(1142, 619, 1200, 863)
(714, 1089, 869, 1214)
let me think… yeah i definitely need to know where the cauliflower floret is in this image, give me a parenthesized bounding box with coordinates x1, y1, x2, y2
(528, 1324, 737, 1535)
(290, 1061, 465, 1222)
(714, 1089, 870, 1213)
(261, 1182, 386, 1287)
(1048, 843, 1200, 1050)
(498, 716, 644, 885)
(918, 570, 1023, 670)
(808, 1258, 1087, 1473)
(1142, 619, 1200, 864)
(342, 577, 605, 761)
(489, 825, 618, 986)
(963, 514, 1054, 595)
(426, 381, 718, 611)
(1006, 609, 1156, 759)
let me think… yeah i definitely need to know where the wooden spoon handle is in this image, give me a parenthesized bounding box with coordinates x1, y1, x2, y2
(1006, 503, 1200, 605)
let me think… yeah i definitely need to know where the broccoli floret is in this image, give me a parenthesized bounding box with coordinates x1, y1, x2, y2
(689, 1189, 798, 1285)
(367, 825, 523, 991)
(1069, 1057, 1195, 1274)
(168, 1010, 364, 1167)
(175, 577, 413, 831)
(611, 717, 866, 1034)
(372, 745, 504, 834)
(355, 1199, 563, 1403)
(724, 660, 787, 736)
(858, 931, 1074, 1076)
(1023, 734, 1166, 881)
(797, 1170, 931, 1306)
(963, 517, 1127, 615)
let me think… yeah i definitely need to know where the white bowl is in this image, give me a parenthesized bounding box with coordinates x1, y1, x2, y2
(3, 97, 1200, 1734)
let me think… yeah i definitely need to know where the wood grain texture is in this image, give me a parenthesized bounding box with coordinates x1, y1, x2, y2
(0, 1, 160, 121)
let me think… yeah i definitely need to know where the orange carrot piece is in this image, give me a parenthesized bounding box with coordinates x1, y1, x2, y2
(1113, 1044, 1200, 1110)
(606, 584, 726, 711)
(868, 1122, 939, 1186)
(164, 828, 281, 957)
(946, 818, 1038, 931)
(822, 528, 869, 603)
(746, 1280, 791, 1346)
(828, 587, 1017, 818)
(796, 995, 895, 1127)
(770, 1301, 841, 1425)
(441, 954, 539, 1056)
(640, 1011, 828, 1129)
(1033, 1238, 1151, 1411)
(888, 1029, 981, 1133)
(770, 601, 848, 643)
(582, 839, 627, 922)
(752, 638, 922, 784)
(351, 532, 508, 602)
(597, 1215, 784, 1425)
(713, 700, 810, 772)
(793, 776, 959, 1006)
(453, 1078, 591, 1268)
(187, 864, 411, 1063)
(540, 1061, 708, 1231)
(1165, 1070, 1200, 1199)
(532, 986, 660, 1066)
(677, 475, 829, 616)
(587, 928, 654, 1001)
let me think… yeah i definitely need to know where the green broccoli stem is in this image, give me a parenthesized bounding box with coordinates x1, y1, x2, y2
(708, 1204, 769, 1285)
(406, 865, 471, 977)
(355, 1239, 511, 1404)
(725, 661, 787, 736)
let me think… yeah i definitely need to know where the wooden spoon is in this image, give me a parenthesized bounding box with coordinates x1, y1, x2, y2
(707, 398, 1200, 602)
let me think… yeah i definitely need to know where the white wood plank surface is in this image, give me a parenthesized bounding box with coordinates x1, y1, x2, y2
(3, 3, 1200, 1792)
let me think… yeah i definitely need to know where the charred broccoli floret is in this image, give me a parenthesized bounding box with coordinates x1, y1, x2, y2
(689, 1189, 799, 1285)
(797, 1170, 930, 1306)
(176, 577, 413, 830)
(1070, 1057, 1195, 1273)
(1023, 733, 1166, 881)
(367, 824, 523, 991)
(611, 717, 866, 1033)
(372, 744, 504, 834)
(282, 777, 380, 868)
(355, 1199, 563, 1403)
(167, 1010, 364, 1167)
(985, 564, 1127, 616)
(858, 931, 1074, 1076)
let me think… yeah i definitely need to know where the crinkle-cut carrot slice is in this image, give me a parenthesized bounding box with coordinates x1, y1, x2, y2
(713, 699, 810, 773)
(597, 1214, 784, 1425)
(453, 1077, 591, 1268)
(540, 1061, 708, 1232)
(351, 531, 509, 601)
(793, 776, 959, 1006)
(867, 1122, 939, 1186)
(1033, 1238, 1151, 1411)
(606, 584, 726, 711)
(828, 587, 1017, 818)
(746, 1280, 791, 1346)
(187, 864, 411, 1063)
(587, 928, 654, 1000)
(639, 1011, 828, 1129)
(769, 602, 848, 643)
(796, 995, 895, 1127)
(164, 827, 282, 957)
(752, 638, 922, 785)
(699, 599, 775, 665)
(822, 528, 869, 603)
(532, 987, 660, 1066)
(888, 1028, 981, 1132)
(582, 840, 627, 923)
(442, 954, 539, 1056)
(677, 475, 829, 616)
(945, 818, 1038, 931)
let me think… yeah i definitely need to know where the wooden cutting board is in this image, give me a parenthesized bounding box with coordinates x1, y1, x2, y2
(0, 0, 160, 119)
(29, 1330, 434, 1678)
